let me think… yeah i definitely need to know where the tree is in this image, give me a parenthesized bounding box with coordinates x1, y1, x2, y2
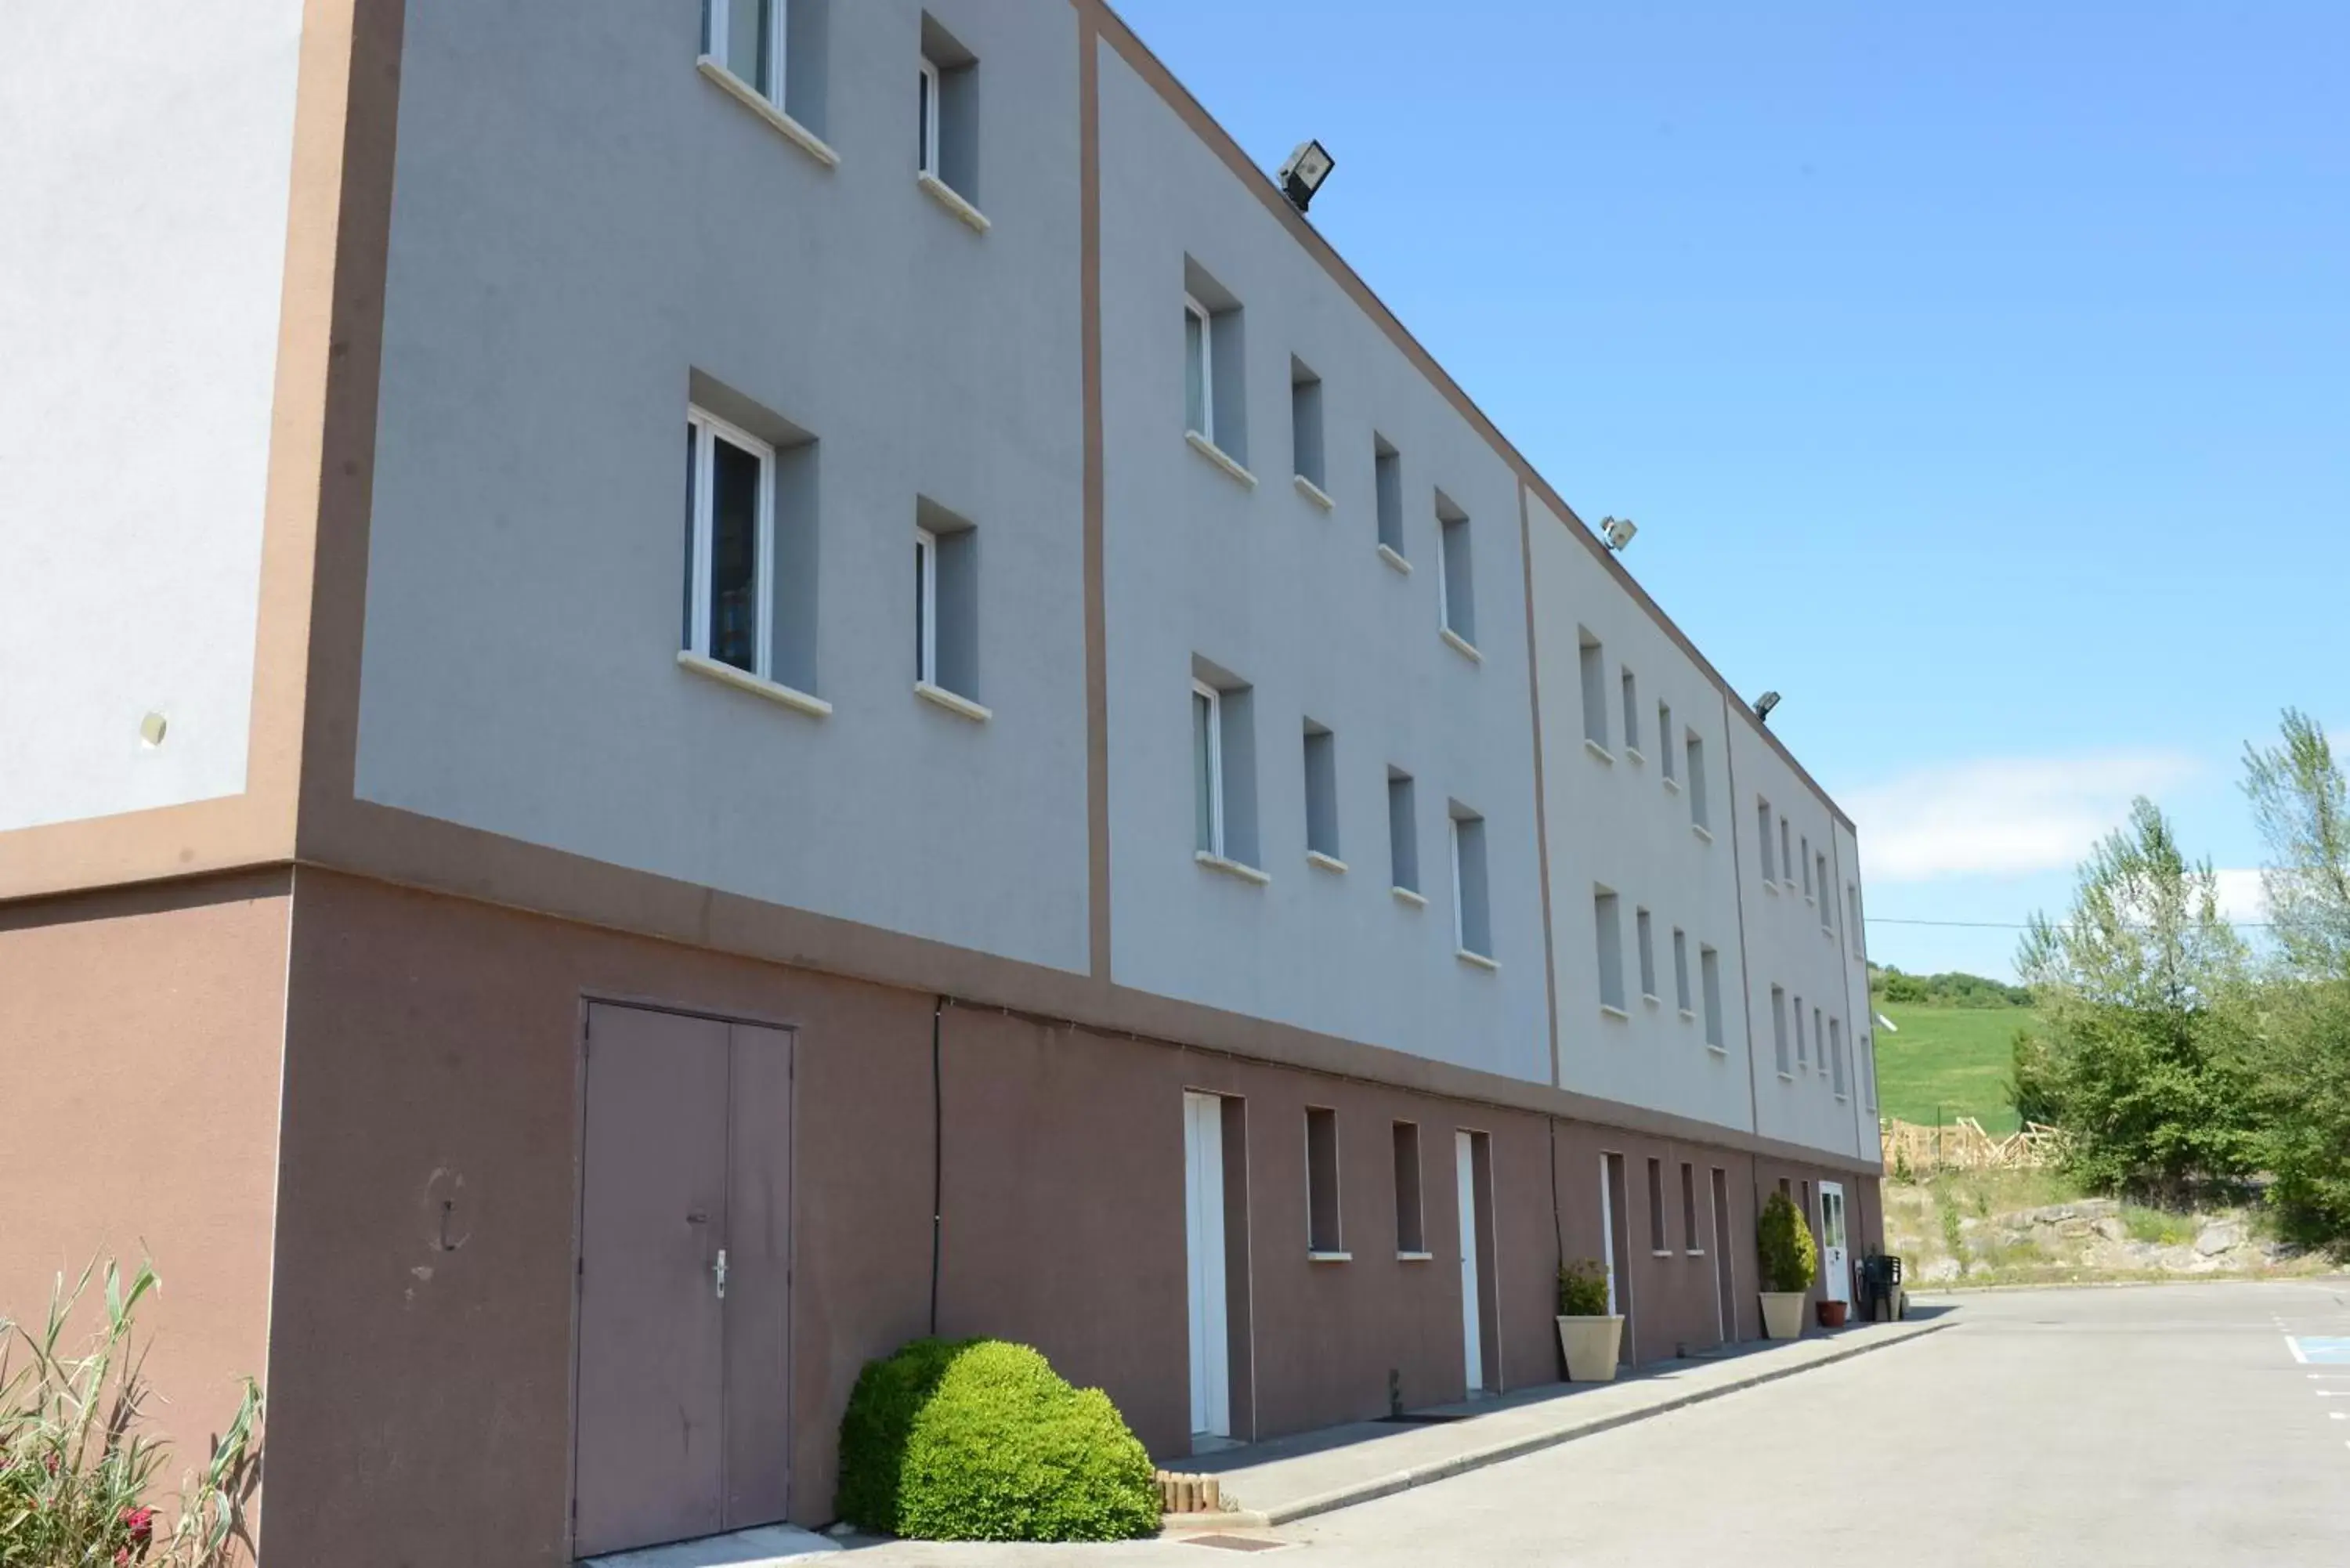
(2242, 708, 2350, 979)
(2016, 797, 2260, 1202)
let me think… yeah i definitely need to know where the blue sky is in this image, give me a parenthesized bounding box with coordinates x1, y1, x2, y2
(1114, 0, 2350, 978)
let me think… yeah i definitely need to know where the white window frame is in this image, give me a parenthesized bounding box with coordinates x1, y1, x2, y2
(914, 526, 938, 685)
(1184, 294, 1214, 439)
(1193, 679, 1224, 858)
(685, 405, 777, 677)
(917, 53, 942, 175)
(704, 0, 785, 102)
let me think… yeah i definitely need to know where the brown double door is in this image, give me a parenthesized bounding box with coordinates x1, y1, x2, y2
(573, 1004, 793, 1559)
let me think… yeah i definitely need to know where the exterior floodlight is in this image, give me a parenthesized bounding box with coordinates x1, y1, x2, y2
(1278, 139, 1336, 213)
(1600, 515, 1637, 551)
(1753, 691, 1781, 723)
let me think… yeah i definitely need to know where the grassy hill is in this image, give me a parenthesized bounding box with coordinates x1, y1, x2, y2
(1871, 1002, 2037, 1136)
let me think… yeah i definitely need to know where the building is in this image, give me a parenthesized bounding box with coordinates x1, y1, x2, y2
(0, 2, 1882, 1562)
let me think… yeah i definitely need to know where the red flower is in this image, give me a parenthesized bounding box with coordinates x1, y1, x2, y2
(121, 1505, 155, 1544)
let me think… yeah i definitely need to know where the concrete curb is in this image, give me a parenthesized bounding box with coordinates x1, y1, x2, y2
(1256, 1319, 1956, 1526)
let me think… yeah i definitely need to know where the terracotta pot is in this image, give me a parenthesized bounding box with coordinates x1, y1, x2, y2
(1817, 1299, 1849, 1328)
(1556, 1314, 1625, 1383)
(1759, 1292, 1808, 1341)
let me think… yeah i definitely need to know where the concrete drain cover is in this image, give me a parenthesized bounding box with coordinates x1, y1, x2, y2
(1182, 1536, 1289, 1552)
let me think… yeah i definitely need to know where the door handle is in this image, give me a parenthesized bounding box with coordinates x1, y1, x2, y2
(714, 1248, 728, 1301)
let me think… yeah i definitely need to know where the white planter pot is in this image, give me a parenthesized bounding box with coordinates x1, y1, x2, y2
(1556, 1314, 1625, 1382)
(1759, 1291, 1808, 1341)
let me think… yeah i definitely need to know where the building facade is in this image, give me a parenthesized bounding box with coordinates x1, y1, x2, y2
(0, 2, 1882, 1563)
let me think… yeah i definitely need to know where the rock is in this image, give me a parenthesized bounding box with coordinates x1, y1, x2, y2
(2194, 1222, 2247, 1257)
(2092, 1217, 2126, 1242)
(1916, 1256, 1962, 1283)
(2055, 1219, 2095, 1239)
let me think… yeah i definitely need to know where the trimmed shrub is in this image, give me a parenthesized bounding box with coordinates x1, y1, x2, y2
(836, 1339, 1159, 1542)
(1757, 1190, 1818, 1294)
(1556, 1259, 1611, 1317)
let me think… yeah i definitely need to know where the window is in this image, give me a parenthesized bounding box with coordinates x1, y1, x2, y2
(1594, 889, 1626, 1013)
(1579, 632, 1609, 752)
(703, 0, 783, 103)
(1831, 1017, 1847, 1099)
(1701, 946, 1724, 1048)
(1182, 258, 1246, 464)
(1373, 435, 1404, 559)
(1303, 721, 1340, 864)
(1757, 800, 1776, 882)
(1794, 995, 1808, 1069)
(1393, 1122, 1426, 1255)
(1451, 807, 1493, 963)
(1387, 768, 1419, 896)
(1191, 664, 1258, 869)
(1306, 1107, 1343, 1255)
(1781, 817, 1795, 889)
(1290, 358, 1325, 496)
(1646, 1158, 1668, 1252)
(1635, 907, 1658, 1002)
(1191, 681, 1223, 857)
(1847, 882, 1864, 957)
(1686, 732, 1709, 829)
(1437, 493, 1475, 650)
(1818, 853, 1833, 924)
(1814, 1006, 1827, 1076)
(1672, 927, 1692, 1013)
(913, 15, 977, 204)
(684, 407, 772, 677)
(1681, 1162, 1700, 1252)
(913, 497, 978, 706)
(1770, 985, 1790, 1075)
(1621, 670, 1640, 755)
(1801, 836, 1813, 899)
(1861, 1031, 1876, 1111)
(1659, 703, 1676, 781)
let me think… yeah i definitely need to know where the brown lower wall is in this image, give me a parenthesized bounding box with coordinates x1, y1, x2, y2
(0, 872, 290, 1496)
(19, 868, 1878, 1565)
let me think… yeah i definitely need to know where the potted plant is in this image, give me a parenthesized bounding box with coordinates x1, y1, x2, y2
(1756, 1190, 1817, 1342)
(1554, 1259, 1623, 1383)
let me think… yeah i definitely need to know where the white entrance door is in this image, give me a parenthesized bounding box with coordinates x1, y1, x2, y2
(1818, 1181, 1850, 1305)
(1184, 1092, 1230, 1439)
(1456, 1131, 1483, 1393)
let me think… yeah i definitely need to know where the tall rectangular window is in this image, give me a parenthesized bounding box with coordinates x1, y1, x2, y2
(1303, 721, 1340, 863)
(1781, 817, 1795, 889)
(1392, 1122, 1425, 1255)
(916, 55, 940, 175)
(1757, 800, 1777, 882)
(685, 406, 774, 677)
(1659, 703, 1676, 780)
(1817, 853, 1832, 923)
(1830, 1017, 1847, 1098)
(1687, 732, 1709, 829)
(1680, 1162, 1700, 1252)
(1771, 985, 1791, 1075)
(1621, 670, 1640, 754)
(913, 497, 978, 703)
(1373, 435, 1403, 558)
(1594, 889, 1626, 1013)
(1182, 258, 1246, 462)
(1672, 927, 1692, 1013)
(704, 0, 782, 101)
(1452, 808, 1492, 961)
(1387, 768, 1419, 894)
(1861, 1029, 1876, 1111)
(1306, 1107, 1343, 1255)
(1290, 358, 1325, 493)
(1848, 883, 1864, 956)
(1437, 494, 1474, 648)
(1800, 836, 1813, 898)
(1192, 681, 1223, 858)
(1700, 946, 1724, 1048)
(1579, 633, 1609, 751)
(1814, 1006, 1827, 1076)
(1794, 995, 1808, 1069)
(1635, 907, 1658, 1001)
(914, 15, 978, 202)
(1646, 1158, 1668, 1252)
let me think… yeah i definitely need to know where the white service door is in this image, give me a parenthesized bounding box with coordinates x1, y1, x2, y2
(1819, 1182, 1850, 1305)
(1184, 1092, 1230, 1438)
(1456, 1131, 1483, 1392)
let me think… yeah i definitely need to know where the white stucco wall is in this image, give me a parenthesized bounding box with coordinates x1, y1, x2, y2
(0, 3, 303, 830)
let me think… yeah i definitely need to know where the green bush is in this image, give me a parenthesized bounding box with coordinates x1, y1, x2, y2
(1757, 1190, 1818, 1294)
(1556, 1259, 1610, 1317)
(835, 1339, 1159, 1542)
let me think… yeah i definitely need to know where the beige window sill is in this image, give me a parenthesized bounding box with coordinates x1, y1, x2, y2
(678, 650, 831, 717)
(1306, 850, 1348, 874)
(1391, 885, 1426, 908)
(1599, 1003, 1630, 1021)
(1307, 1251, 1353, 1263)
(696, 57, 838, 168)
(1585, 737, 1614, 764)
(1185, 429, 1256, 488)
(1195, 850, 1270, 886)
(1397, 1250, 1434, 1263)
(1440, 627, 1482, 664)
(1292, 473, 1335, 511)
(1377, 542, 1412, 575)
(916, 169, 990, 232)
(1624, 746, 1646, 765)
(915, 681, 991, 722)
(1456, 948, 1499, 973)
(1691, 822, 1714, 843)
